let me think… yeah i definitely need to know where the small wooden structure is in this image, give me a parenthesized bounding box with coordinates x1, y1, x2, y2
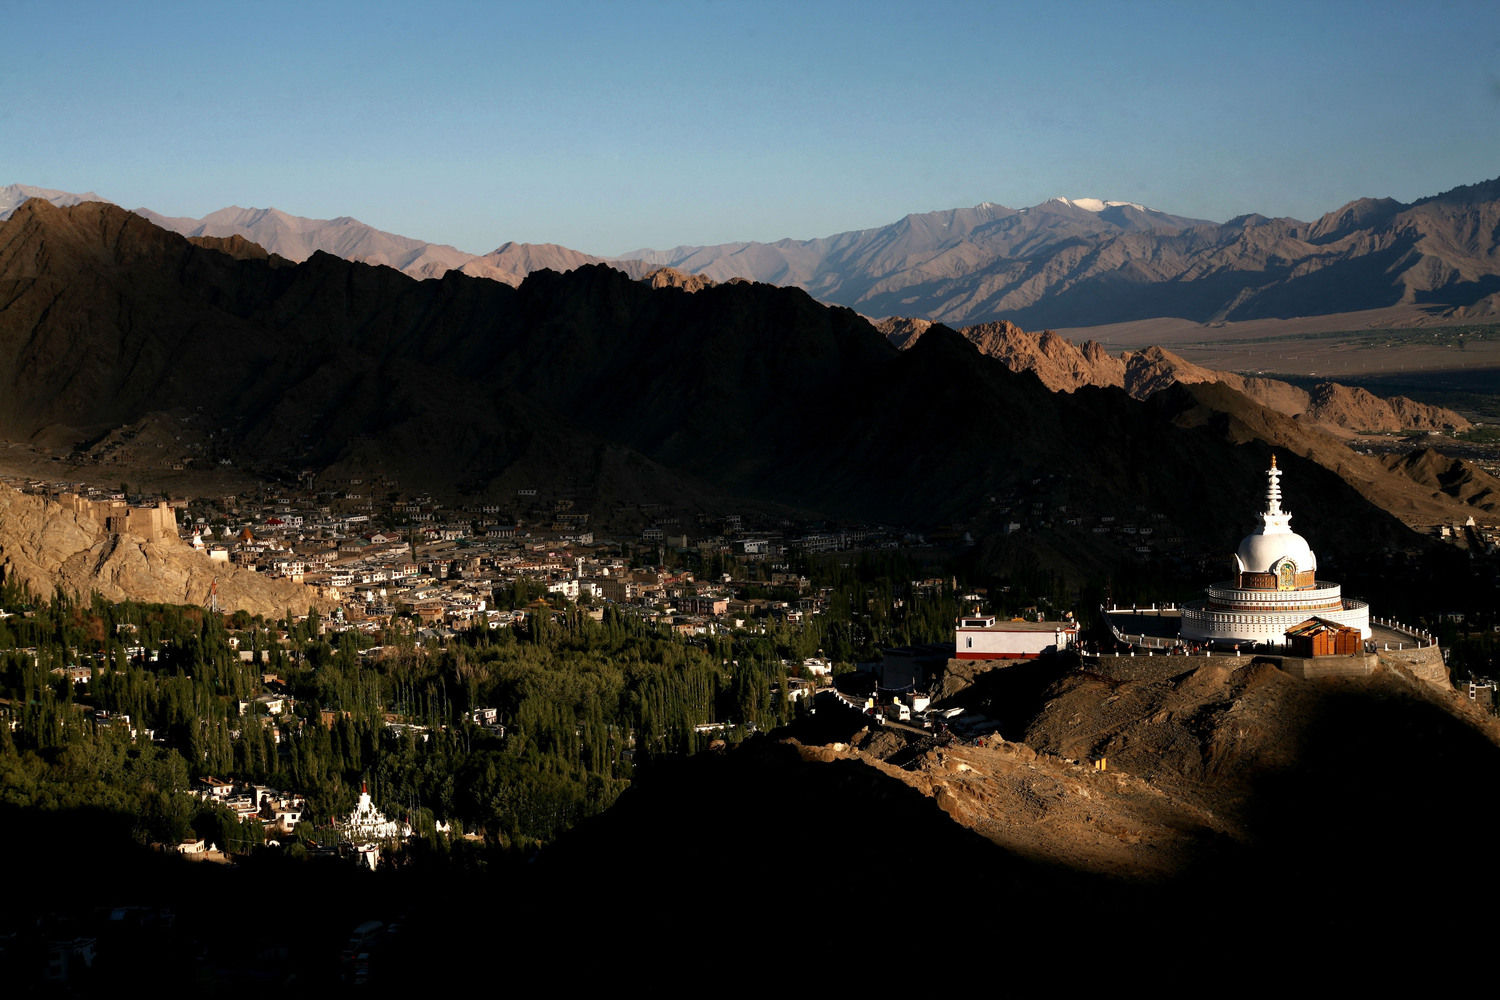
(1284, 617, 1362, 657)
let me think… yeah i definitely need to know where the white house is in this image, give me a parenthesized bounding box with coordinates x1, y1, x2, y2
(954, 614, 1077, 660)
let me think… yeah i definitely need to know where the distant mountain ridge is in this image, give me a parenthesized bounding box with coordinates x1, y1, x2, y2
(620, 179, 1500, 327)
(134, 204, 480, 278)
(8, 175, 1500, 328)
(0, 183, 109, 215)
(0, 186, 617, 288)
(130, 204, 622, 286)
(615, 198, 1211, 311)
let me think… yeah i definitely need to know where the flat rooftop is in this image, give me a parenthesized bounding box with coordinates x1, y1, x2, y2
(958, 619, 1078, 632)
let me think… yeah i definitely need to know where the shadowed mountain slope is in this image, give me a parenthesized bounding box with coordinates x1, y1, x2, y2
(0, 199, 1468, 578)
(893, 319, 1469, 434)
(390, 654, 1500, 984)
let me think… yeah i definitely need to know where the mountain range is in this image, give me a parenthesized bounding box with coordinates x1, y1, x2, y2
(0, 184, 622, 289)
(3, 197, 1498, 604)
(9, 177, 1500, 329)
(617, 181, 1500, 328)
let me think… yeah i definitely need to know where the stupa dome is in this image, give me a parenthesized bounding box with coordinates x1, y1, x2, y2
(1235, 529, 1316, 575)
(1235, 454, 1317, 574)
(1181, 454, 1368, 645)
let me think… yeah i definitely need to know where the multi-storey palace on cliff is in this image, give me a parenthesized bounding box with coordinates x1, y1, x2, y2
(1181, 457, 1370, 646)
(56, 492, 177, 543)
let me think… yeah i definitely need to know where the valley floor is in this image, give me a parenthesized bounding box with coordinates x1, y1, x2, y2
(1060, 307, 1500, 381)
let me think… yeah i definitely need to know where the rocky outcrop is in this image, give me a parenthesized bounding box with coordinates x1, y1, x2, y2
(0, 485, 333, 616)
(871, 316, 932, 351)
(1381, 448, 1500, 512)
(809, 650, 1490, 882)
(1121, 345, 1216, 397)
(888, 320, 1472, 435)
(963, 322, 1127, 392)
(186, 233, 291, 264)
(801, 732, 1222, 879)
(1305, 382, 1468, 432)
(640, 266, 715, 291)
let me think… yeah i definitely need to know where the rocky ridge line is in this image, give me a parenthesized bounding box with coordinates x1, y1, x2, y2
(882, 317, 1470, 435)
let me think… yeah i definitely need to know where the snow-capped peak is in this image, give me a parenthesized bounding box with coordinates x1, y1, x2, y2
(1048, 196, 1146, 213)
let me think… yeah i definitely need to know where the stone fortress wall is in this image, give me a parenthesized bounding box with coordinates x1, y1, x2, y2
(56, 493, 177, 544)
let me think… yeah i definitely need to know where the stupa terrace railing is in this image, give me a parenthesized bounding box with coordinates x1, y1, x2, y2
(1203, 581, 1345, 609)
(1369, 615, 1439, 649)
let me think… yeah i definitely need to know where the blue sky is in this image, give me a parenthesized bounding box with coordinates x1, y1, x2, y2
(6, 0, 1499, 255)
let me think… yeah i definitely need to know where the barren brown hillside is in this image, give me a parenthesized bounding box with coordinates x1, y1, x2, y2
(903, 320, 1470, 435)
(1382, 448, 1500, 513)
(491, 649, 1500, 981)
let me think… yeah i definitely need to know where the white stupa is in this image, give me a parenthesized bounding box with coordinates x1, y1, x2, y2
(1181, 456, 1370, 646)
(337, 783, 411, 869)
(341, 785, 401, 840)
